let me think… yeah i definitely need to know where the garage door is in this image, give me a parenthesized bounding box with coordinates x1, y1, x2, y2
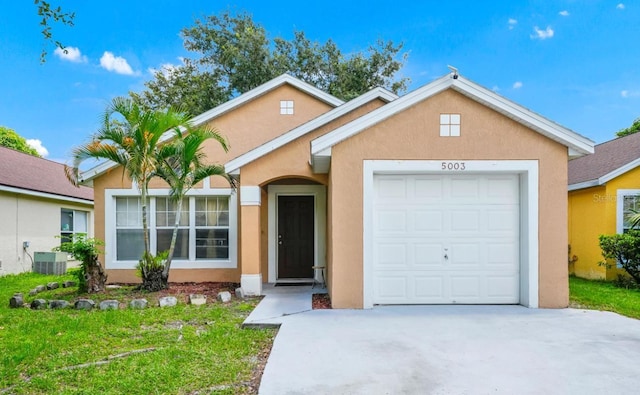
(372, 174, 520, 304)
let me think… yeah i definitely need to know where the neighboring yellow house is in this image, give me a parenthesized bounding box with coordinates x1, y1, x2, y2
(81, 71, 594, 309)
(568, 132, 640, 280)
(0, 146, 94, 275)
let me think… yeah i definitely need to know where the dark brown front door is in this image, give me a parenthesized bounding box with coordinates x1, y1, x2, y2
(278, 195, 314, 278)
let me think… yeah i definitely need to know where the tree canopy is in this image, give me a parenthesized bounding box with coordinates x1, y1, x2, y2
(131, 11, 409, 116)
(616, 117, 640, 138)
(0, 126, 41, 157)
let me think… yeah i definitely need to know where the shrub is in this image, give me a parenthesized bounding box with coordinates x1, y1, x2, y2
(55, 234, 107, 293)
(599, 231, 640, 285)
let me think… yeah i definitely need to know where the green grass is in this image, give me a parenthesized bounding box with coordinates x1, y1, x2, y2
(569, 276, 640, 319)
(0, 273, 275, 394)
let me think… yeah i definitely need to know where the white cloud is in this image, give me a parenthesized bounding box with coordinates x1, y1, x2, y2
(559, 10, 570, 16)
(100, 51, 136, 75)
(513, 81, 523, 89)
(508, 18, 518, 30)
(54, 46, 87, 63)
(26, 139, 49, 157)
(492, 85, 500, 92)
(531, 26, 554, 40)
(617, 3, 625, 9)
(148, 62, 180, 78)
(621, 90, 640, 98)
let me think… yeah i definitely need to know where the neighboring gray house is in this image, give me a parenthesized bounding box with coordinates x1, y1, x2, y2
(0, 146, 93, 275)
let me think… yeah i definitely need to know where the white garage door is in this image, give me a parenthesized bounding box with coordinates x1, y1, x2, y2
(372, 174, 520, 304)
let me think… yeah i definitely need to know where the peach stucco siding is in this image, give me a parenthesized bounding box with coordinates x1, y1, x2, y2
(94, 83, 334, 283)
(328, 89, 568, 308)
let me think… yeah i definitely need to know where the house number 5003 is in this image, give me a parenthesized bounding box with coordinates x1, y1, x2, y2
(441, 162, 466, 170)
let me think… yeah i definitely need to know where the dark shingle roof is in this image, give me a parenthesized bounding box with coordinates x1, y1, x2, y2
(568, 132, 640, 186)
(0, 146, 93, 202)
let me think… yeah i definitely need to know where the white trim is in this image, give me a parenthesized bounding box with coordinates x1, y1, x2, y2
(311, 73, 594, 173)
(104, 187, 237, 270)
(568, 180, 599, 191)
(616, 189, 640, 234)
(81, 74, 344, 183)
(241, 273, 263, 296)
(0, 185, 94, 206)
(225, 87, 397, 174)
(362, 160, 539, 308)
(600, 158, 640, 185)
(240, 186, 261, 206)
(267, 185, 327, 283)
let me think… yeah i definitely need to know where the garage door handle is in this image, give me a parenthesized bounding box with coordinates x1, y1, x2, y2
(444, 253, 448, 260)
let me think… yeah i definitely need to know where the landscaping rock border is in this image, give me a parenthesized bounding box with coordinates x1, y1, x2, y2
(9, 283, 246, 312)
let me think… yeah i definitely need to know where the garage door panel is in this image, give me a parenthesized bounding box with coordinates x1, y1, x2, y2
(487, 177, 519, 202)
(450, 276, 481, 299)
(414, 211, 443, 231)
(451, 210, 480, 231)
(450, 178, 480, 200)
(414, 243, 444, 266)
(377, 210, 407, 232)
(487, 208, 519, 231)
(487, 243, 519, 265)
(375, 276, 408, 299)
(449, 244, 480, 266)
(377, 178, 407, 198)
(414, 276, 445, 299)
(373, 174, 520, 305)
(376, 243, 407, 266)
(486, 275, 519, 299)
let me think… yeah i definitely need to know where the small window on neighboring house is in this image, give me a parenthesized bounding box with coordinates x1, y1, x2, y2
(280, 100, 294, 115)
(440, 113, 461, 137)
(61, 209, 88, 244)
(622, 194, 640, 233)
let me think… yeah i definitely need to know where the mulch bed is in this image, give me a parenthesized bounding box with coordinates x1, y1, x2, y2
(312, 293, 332, 309)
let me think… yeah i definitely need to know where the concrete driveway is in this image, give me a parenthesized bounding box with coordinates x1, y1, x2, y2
(258, 305, 640, 394)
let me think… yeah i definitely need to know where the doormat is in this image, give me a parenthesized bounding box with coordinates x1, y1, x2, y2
(274, 282, 313, 287)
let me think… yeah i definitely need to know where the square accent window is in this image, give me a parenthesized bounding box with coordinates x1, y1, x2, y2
(280, 100, 294, 115)
(440, 113, 461, 137)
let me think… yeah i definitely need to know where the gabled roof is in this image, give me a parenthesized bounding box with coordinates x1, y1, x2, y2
(0, 146, 93, 204)
(80, 74, 344, 183)
(568, 132, 640, 191)
(224, 87, 398, 174)
(311, 72, 595, 173)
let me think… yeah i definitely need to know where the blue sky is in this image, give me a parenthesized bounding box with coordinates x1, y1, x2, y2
(0, 1, 638, 162)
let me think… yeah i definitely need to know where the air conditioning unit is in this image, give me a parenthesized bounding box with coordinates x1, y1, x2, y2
(33, 252, 67, 275)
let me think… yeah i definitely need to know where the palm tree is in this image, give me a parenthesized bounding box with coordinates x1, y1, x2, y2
(66, 97, 191, 290)
(154, 127, 234, 287)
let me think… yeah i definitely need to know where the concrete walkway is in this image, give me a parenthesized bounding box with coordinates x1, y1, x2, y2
(243, 284, 325, 328)
(251, 295, 640, 395)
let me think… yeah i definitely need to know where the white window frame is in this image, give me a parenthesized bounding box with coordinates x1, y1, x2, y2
(440, 113, 461, 137)
(105, 186, 237, 269)
(280, 100, 294, 115)
(616, 189, 640, 234)
(60, 208, 89, 244)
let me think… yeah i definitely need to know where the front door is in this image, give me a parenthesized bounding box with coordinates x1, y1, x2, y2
(277, 195, 315, 279)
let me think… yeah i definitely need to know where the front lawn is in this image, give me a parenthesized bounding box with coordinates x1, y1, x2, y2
(0, 272, 275, 394)
(569, 276, 640, 319)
